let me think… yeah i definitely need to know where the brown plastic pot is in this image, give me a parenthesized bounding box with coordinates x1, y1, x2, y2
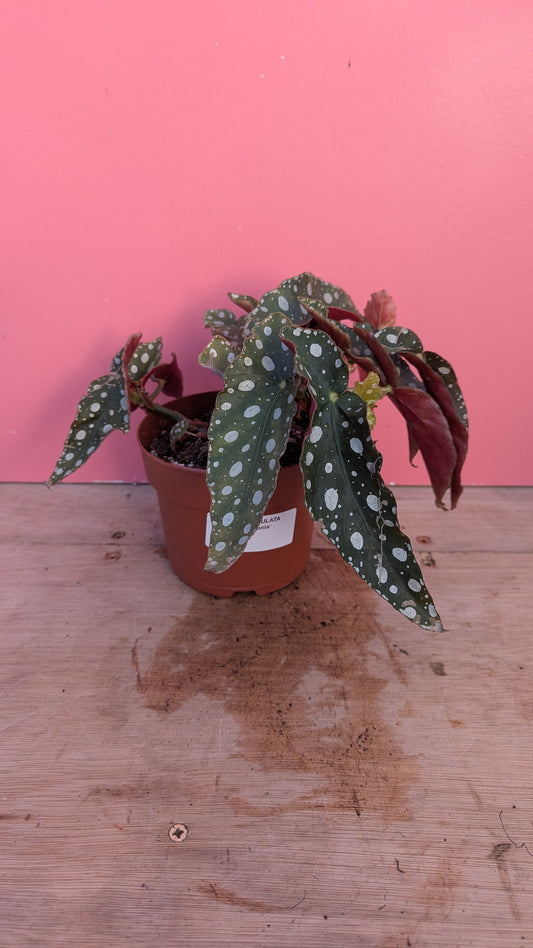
(137, 391, 314, 596)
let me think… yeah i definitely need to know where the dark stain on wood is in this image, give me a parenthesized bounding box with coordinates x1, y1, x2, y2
(132, 551, 420, 822)
(489, 843, 521, 921)
(153, 545, 169, 558)
(199, 881, 304, 913)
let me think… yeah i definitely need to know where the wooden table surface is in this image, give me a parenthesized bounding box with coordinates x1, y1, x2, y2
(1, 483, 532, 947)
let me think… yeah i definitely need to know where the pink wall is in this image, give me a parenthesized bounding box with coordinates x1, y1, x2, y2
(2, 0, 532, 486)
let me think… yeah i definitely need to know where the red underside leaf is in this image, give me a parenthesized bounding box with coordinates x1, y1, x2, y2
(401, 354, 468, 508)
(144, 352, 184, 398)
(122, 333, 143, 412)
(390, 387, 458, 507)
(304, 308, 354, 351)
(322, 305, 366, 325)
(320, 307, 400, 387)
(346, 325, 399, 387)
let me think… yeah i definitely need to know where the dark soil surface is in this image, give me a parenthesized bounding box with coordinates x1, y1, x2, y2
(149, 409, 308, 469)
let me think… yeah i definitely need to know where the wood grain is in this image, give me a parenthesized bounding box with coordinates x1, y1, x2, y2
(1, 484, 532, 947)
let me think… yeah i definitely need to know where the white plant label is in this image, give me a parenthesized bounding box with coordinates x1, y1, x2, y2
(205, 508, 297, 553)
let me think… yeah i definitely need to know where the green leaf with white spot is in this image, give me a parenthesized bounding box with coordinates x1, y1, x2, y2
(314, 307, 402, 383)
(423, 352, 469, 430)
(280, 323, 442, 632)
(245, 288, 312, 336)
(375, 326, 423, 354)
(169, 416, 191, 449)
(205, 314, 297, 572)
(299, 297, 329, 320)
(245, 272, 359, 335)
(227, 292, 259, 314)
(128, 337, 163, 381)
(110, 350, 123, 373)
(48, 356, 131, 485)
(279, 272, 359, 314)
(198, 336, 239, 378)
(203, 308, 247, 348)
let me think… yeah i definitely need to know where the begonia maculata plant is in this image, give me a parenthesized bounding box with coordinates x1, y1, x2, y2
(49, 272, 468, 632)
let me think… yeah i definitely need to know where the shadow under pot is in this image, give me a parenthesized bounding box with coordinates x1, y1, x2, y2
(137, 391, 314, 597)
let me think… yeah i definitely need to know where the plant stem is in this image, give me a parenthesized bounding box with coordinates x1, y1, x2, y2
(135, 387, 191, 427)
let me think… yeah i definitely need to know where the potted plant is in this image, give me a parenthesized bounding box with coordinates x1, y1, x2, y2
(49, 272, 468, 631)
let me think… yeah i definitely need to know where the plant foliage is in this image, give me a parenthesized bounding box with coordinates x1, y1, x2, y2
(49, 273, 468, 631)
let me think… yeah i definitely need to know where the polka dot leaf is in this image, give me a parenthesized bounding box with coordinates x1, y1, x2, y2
(375, 326, 424, 354)
(420, 352, 469, 431)
(127, 337, 163, 383)
(203, 308, 247, 348)
(204, 314, 297, 572)
(244, 272, 359, 337)
(278, 273, 359, 315)
(280, 323, 443, 632)
(303, 306, 377, 367)
(313, 309, 401, 388)
(48, 358, 131, 485)
(48, 272, 466, 633)
(227, 292, 259, 314)
(304, 298, 468, 510)
(198, 336, 239, 378)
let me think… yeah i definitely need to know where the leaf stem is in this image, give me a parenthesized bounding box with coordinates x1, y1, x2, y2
(133, 385, 191, 427)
